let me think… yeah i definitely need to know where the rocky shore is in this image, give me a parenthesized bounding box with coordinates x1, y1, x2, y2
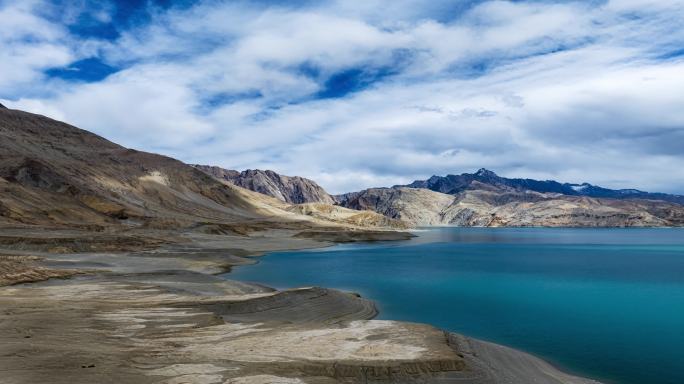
(0, 228, 601, 384)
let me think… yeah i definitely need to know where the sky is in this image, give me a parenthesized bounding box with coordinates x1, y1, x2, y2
(1, 0, 684, 194)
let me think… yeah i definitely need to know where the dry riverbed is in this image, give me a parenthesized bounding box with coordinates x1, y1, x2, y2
(0, 228, 601, 384)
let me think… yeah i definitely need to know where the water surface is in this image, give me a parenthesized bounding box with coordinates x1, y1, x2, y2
(227, 228, 684, 384)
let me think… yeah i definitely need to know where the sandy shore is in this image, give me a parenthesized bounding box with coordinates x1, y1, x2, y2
(0, 228, 601, 384)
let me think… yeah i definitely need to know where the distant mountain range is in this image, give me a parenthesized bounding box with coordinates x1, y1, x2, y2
(401, 168, 684, 205)
(334, 169, 684, 227)
(6, 101, 680, 229)
(192, 166, 684, 227)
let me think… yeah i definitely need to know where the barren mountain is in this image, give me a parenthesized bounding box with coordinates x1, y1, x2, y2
(338, 172, 684, 227)
(0, 107, 399, 233)
(403, 168, 684, 205)
(194, 165, 335, 204)
(337, 187, 457, 226)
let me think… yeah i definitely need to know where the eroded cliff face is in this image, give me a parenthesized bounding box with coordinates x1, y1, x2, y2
(441, 190, 684, 227)
(336, 187, 457, 226)
(194, 165, 335, 205)
(337, 185, 684, 227)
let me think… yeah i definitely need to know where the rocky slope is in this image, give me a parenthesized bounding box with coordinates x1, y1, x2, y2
(337, 187, 457, 226)
(338, 171, 684, 227)
(0, 107, 398, 233)
(0, 255, 80, 286)
(194, 165, 335, 204)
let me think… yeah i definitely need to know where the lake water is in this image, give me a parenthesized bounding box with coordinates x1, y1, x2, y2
(227, 228, 684, 384)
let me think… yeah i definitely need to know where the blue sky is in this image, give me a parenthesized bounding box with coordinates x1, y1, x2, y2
(1, 0, 684, 193)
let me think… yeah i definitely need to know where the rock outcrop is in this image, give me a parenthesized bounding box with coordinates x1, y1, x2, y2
(0, 255, 80, 286)
(194, 165, 335, 205)
(337, 187, 457, 226)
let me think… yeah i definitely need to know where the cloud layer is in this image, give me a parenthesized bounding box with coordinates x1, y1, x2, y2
(2, 0, 684, 194)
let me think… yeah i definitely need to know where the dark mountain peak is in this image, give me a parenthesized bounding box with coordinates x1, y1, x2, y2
(0, 103, 7, 109)
(474, 168, 497, 178)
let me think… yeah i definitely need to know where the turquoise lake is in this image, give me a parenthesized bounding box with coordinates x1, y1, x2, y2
(227, 228, 684, 384)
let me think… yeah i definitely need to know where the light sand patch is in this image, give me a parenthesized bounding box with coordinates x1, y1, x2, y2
(148, 364, 229, 376)
(140, 171, 171, 186)
(155, 374, 224, 384)
(224, 375, 305, 384)
(169, 320, 438, 364)
(159, 323, 200, 329)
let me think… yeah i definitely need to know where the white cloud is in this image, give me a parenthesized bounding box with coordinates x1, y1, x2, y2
(0, 1, 74, 92)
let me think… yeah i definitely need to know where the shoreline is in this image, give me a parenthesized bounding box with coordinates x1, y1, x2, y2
(0, 228, 602, 384)
(224, 232, 606, 384)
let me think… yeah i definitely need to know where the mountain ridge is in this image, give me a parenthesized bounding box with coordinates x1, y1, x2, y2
(14, 100, 676, 231)
(399, 168, 684, 204)
(0, 106, 402, 233)
(336, 169, 684, 227)
(193, 165, 335, 205)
